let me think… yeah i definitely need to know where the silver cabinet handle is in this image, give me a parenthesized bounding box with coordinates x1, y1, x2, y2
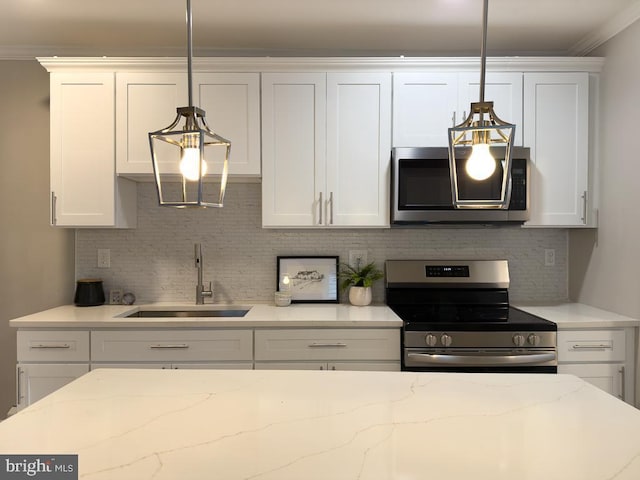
(407, 352, 557, 366)
(308, 343, 347, 348)
(16, 366, 23, 404)
(51, 191, 57, 225)
(31, 344, 71, 349)
(318, 192, 323, 225)
(581, 191, 587, 224)
(619, 366, 626, 400)
(452, 111, 456, 126)
(571, 344, 612, 350)
(150, 344, 190, 349)
(328, 191, 334, 225)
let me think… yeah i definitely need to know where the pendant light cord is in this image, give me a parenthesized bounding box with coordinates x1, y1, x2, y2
(186, 0, 194, 108)
(479, 0, 488, 104)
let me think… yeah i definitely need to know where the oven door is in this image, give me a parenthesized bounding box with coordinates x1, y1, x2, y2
(403, 348, 558, 373)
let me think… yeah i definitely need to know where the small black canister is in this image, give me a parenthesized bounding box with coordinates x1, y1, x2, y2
(74, 279, 106, 306)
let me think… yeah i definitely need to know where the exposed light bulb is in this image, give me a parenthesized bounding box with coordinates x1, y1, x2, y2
(179, 147, 207, 181)
(466, 143, 496, 180)
(281, 274, 291, 292)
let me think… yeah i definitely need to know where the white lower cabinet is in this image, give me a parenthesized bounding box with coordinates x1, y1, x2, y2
(16, 330, 91, 410)
(17, 364, 89, 409)
(90, 330, 254, 368)
(557, 328, 635, 404)
(254, 329, 400, 371)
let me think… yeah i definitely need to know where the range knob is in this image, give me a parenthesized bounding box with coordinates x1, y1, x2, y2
(441, 334, 453, 347)
(425, 333, 438, 347)
(528, 334, 541, 346)
(512, 334, 526, 347)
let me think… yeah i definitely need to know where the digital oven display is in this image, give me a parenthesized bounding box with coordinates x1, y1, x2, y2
(425, 265, 470, 277)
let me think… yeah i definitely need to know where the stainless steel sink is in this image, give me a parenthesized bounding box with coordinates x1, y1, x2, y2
(126, 308, 249, 318)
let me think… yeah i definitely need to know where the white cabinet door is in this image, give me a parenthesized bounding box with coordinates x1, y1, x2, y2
(261, 73, 326, 227)
(393, 72, 458, 147)
(559, 364, 625, 401)
(254, 361, 400, 371)
(17, 363, 89, 409)
(524, 72, 590, 226)
(194, 73, 261, 176)
(393, 72, 523, 148)
(458, 72, 523, 146)
(116, 72, 188, 176)
(326, 73, 391, 227)
(50, 73, 136, 227)
(262, 72, 391, 227)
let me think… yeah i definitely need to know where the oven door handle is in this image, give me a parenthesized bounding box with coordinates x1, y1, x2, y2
(406, 352, 557, 366)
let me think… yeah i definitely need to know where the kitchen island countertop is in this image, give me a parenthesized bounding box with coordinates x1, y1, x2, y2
(1, 368, 640, 480)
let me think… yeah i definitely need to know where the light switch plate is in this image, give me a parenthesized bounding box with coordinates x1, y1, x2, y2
(97, 249, 111, 268)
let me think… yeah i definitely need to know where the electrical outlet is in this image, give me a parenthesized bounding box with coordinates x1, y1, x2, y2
(348, 250, 368, 269)
(97, 249, 111, 268)
(544, 249, 555, 267)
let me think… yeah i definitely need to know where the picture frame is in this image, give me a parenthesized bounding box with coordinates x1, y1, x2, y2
(277, 256, 339, 303)
(109, 288, 123, 305)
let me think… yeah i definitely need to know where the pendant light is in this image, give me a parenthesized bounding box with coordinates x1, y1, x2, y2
(148, 0, 231, 208)
(447, 0, 515, 209)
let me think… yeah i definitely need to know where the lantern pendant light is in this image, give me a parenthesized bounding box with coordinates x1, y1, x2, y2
(148, 0, 231, 208)
(447, 0, 515, 209)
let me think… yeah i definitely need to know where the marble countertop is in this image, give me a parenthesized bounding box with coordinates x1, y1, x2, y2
(9, 302, 639, 330)
(1, 368, 640, 480)
(9, 303, 403, 328)
(516, 303, 640, 328)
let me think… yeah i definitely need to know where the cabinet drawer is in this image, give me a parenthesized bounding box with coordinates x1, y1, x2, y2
(17, 330, 90, 362)
(557, 329, 626, 363)
(91, 330, 253, 362)
(254, 329, 400, 361)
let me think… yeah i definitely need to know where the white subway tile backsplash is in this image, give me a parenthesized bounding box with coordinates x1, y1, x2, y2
(76, 183, 569, 305)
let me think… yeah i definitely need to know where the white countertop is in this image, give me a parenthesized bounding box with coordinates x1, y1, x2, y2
(9, 303, 403, 328)
(1, 368, 640, 480)
(516, 303, 640, 328)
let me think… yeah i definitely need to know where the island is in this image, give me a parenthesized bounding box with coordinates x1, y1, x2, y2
(1, 368, 640, 479)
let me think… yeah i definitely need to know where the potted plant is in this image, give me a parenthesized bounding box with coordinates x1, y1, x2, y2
(339, 261, 384, 306)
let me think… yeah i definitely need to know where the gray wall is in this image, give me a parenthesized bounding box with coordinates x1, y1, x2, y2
(77, 183, 569, 306)
(0, 61, 75, 417)
(569, 19, 640, 319)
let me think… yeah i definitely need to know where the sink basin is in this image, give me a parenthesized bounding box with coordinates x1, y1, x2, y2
(126, 308, 250, 318)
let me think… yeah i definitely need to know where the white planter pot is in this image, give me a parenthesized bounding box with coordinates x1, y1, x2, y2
(348, 286, 372, 306)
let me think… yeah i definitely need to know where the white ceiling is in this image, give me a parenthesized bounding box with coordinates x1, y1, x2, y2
(1, 0, 640, 59)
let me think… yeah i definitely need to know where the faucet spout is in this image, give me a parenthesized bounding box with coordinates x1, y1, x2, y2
(194, 243, 213, 305)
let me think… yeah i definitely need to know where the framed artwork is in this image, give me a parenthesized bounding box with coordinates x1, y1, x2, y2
(276, 256, 339, 303)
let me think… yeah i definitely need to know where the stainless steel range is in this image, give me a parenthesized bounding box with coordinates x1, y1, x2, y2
(385, 259, 557, 373)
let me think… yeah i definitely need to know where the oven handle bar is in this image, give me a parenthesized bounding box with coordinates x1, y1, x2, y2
(407, 352, 557, 366)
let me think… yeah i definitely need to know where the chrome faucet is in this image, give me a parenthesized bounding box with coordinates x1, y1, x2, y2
(194, 243, 213, 304)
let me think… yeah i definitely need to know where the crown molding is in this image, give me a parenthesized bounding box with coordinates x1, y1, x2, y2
(570, 1, 640, 55)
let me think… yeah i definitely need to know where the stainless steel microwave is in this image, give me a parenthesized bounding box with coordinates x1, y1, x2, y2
(391, 146, 530, 225)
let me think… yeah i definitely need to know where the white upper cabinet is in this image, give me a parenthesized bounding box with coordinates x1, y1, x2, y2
(523, 72, 591, 227)
(194, 73, 261, 176)
(262, 72, 391, 228)
(115, 72, 260, 178)
(393, 72, 523, 147)
(393, 73, 458, 147)
(49, 72, 136, 228)
(115, 73, 187, 177)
